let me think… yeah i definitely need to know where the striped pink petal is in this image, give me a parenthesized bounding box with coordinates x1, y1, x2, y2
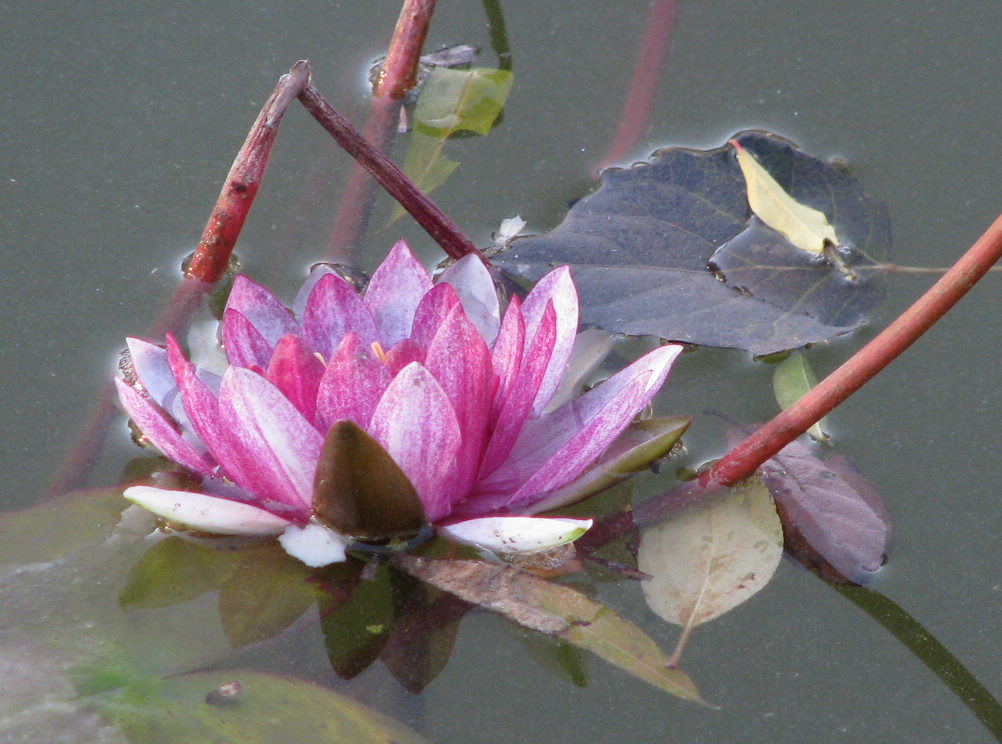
(265, 333, 325, 423)
(519, 266, 579, 415)
(368, 362, 461, 522)
(315, 332, 391, 432)
(225, 275, 298, 346)
(478, 301, 556, 479)
(301, 272, 378, 358)
(115, 378, 213, 474)
(217, 366, 323, 512)
(364, 240, 433, 346)
(222, 308, 273, 369)
(437, 254, 500, 344)
(424, 303, 494, 499)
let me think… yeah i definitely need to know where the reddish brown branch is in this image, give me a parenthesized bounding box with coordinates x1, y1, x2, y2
(578, 210, 1002, 551)
(184, 61, 310, 282)
(327, 0, 437, 259)
(300, 80, 479, 261)
(46, 65, 309, 497)
(374, 0, 438, 100)
(707, 211, 1002, 487)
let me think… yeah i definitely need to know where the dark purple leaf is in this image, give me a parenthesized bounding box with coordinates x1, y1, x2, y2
(494, 131, 889, 355)
(759, 438, 892, 584)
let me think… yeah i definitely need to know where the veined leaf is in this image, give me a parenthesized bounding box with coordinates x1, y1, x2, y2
(389, 67, 513, 225)
(495, 131, 890, 355)
(638, 479, 782, 665)
(393, 554, 707, 704)
(772, 352, 828, 441)
(732, 139, 838, 255)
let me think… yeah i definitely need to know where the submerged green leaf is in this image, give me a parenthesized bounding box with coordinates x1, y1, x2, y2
(772, 352, 828, 441)
(0, 487, 127, 566)
(217, 545, 315, 647)
(119, 537, 243, 609)
(393, 555, 707, 703)
(390, 66, 512, 224)
(638, 479, 782, 665)
(86, 668, 428, 744)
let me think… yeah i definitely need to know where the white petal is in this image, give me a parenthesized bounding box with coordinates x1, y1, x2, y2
(278, 520, 349, 567)
(438, 516, 592, 555)
(437, 254, 501, 345)
(186, 320, 227, 376)
(123, 486, 291, 535)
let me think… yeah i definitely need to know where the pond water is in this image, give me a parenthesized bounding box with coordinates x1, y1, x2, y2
(3, 1, 1002, 742)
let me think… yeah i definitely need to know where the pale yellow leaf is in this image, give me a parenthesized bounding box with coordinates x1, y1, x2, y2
(638, 479, 782, 664)
(732, 140, 838, 255)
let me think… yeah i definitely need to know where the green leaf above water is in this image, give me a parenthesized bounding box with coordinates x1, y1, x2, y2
(771, 351, 828, 441)
(389, 66, 513, 225)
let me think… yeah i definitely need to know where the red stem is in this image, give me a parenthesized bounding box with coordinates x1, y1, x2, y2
(184, 62, 310, 282)
(578, 209, 1002, 551)
(374, 0, 437, 100)
(327, 0, 438, 259)
(46, 65, 308, 497)
(594, 0, 678, 173)
(707, 210, 1002, 487)
(299, 81, 479, 261)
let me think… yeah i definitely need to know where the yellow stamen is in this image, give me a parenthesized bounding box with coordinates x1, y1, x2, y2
(370, 341, 388, 364)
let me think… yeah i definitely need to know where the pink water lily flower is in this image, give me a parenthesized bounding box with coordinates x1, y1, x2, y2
(117, 241, 682, 566)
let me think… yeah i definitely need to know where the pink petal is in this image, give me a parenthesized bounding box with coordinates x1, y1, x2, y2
(410, 282, 460, 352)
(519, 266, 579, 415)
(364, 240, 433, 346)
(266, 334, 325, 423)
(124, 486, 292, 535)
(218, 367, 324, 511)
(301, 272, 378, 359)
(489, 295, 525, 419)
(368, 362, 461, 523)
(167, 335, 254, 489)
(225, 275, 298, 347)
(315, 332, 391, 432)
(437, 254, 500, 344)
(424, 303, 494, 501)
(381, 337, 424, 375)
(478, 300, 556, 479)
(222, 308, 273, 369)
(471, 344, 682, 512)
(115, 378, 214, 474)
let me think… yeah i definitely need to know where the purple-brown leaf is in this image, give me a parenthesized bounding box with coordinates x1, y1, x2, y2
(759, 438, 891, 584)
